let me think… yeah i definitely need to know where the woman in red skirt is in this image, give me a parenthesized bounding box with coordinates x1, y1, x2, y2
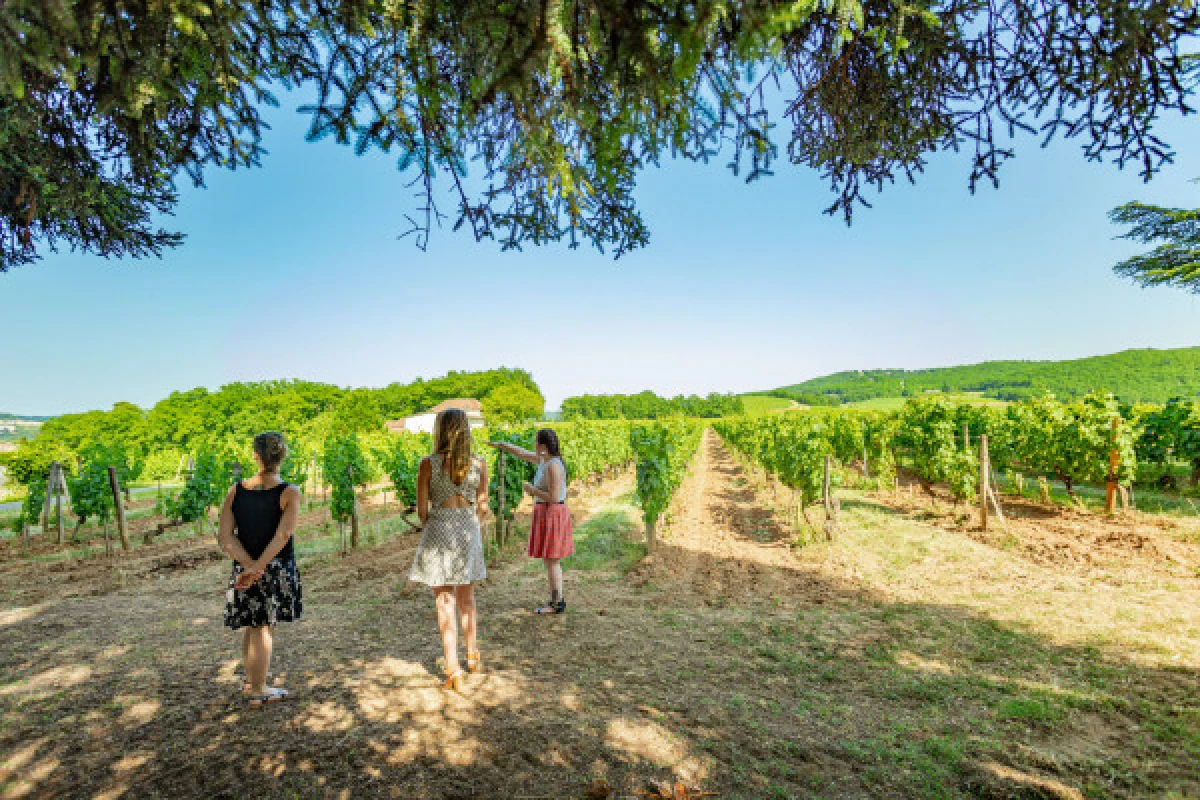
(489, 429, 573, 614)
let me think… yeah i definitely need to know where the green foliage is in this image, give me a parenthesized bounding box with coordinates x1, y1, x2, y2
(630, 420, 703, 526)
(716, 414, 830, 506)
(896, 398, 962, 489)
(719, 409, 902, 503)
(1002, 393, 1136, 496)
(323, 433, 369, 524)
(562, 392, 743, 420)
(280, 440, 313, 490)
(1110, 199, 1200, 293)
(14, 475, 46, 533)
(481, 383, 544, 424)
(141, 448, 184, 482)
(1136, 399, 1200, 485)
(376, 433, 430, 507)
(767, 347, 1200, 405)
(945, 450, 979, 503)
(164, 451, 227, 524)
(68, 448, 119, 528)
(827, 414, 865, 465)
(862, 412, 899, 483)
(484, 429, 534, 521)
(331, 389, 385, 433)
(13, 370, 542, 492)
(7, 435, 73, 530)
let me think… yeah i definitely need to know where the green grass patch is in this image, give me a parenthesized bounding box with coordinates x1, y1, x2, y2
(995, 695, 1066, 724)
(569, 495, 646, 572)
(738, 395, 795, 415)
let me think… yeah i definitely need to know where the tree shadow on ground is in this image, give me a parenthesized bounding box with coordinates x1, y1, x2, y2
(0, 485, 1198, 799)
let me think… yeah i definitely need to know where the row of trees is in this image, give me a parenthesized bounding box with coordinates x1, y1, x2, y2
(561, 392, 743, 420)
(2, 369, 544, 491)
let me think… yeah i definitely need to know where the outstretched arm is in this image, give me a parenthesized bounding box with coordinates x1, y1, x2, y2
(488, 441, 539, 464)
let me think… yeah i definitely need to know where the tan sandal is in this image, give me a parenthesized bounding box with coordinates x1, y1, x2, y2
(466, 650, 482, 674)
(443, 668, 465, 692)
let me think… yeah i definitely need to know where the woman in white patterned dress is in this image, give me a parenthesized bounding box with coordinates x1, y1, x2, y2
(408, 408, 489, 692)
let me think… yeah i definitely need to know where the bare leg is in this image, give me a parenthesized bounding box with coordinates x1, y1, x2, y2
(241, 632, 252, 690)
(433, 586, 459, 674)
(544, 558, 563, 600)
(244, 626, 274, 694)
(455, 584, 477, 655)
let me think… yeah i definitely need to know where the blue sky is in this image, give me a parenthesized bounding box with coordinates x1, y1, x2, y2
(2, 92, 1198, 415)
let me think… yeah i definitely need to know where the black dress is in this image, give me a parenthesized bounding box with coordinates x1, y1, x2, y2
(223, 481, 303, 630)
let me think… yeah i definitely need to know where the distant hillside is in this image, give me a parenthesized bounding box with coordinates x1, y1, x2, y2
(762, 347, 1200, 405)
(0, 413, 51, 422)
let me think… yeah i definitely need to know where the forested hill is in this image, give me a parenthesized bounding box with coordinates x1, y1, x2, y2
(763, 347, 1200, 405)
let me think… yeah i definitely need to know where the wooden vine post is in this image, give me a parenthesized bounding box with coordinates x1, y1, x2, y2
(41, 464, 54, 531)
(55, 463, 65, 545)
(979, 435, 990, 531)
(822, 455, 838, 540)
(348, 464, 361, 550)
(1105, 417, 1119, 515)
(495, 453, 507, 552)
(42, 462, 69, 544)
(978, 435, 1007, 532)
(107, 466, 131, 552)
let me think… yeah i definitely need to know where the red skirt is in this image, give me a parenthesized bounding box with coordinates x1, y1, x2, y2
(528, 503, 575, 559)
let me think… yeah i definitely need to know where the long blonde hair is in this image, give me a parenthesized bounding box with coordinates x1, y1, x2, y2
(431, 409, 473, 483)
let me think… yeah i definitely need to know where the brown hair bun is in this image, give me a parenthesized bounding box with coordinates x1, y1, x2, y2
(253, 432, 288, 471)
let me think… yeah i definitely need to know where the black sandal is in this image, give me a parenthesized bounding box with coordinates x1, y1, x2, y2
(533, 598, 567, 614)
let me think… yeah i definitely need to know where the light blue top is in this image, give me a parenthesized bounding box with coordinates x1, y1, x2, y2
(532, 457, 567, 503)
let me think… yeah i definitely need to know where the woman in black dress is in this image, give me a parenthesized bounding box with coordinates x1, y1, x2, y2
(216, 432, 303, 706)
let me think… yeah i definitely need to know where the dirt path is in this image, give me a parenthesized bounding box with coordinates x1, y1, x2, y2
(1, 438, 1198, 799)
(632, 429, 854, 608)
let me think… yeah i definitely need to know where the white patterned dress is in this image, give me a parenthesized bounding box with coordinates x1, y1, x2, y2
(408, 454, 488, 586)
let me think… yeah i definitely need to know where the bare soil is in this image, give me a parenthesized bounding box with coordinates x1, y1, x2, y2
(879, 472, 1200, 580)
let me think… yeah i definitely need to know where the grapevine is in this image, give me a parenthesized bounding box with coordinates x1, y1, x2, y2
(630, 419, 703, 547)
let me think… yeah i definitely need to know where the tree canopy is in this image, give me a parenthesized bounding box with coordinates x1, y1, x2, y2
(1110, 196, 1200, 293)
(3, 0, 1198, 270)
(14, 368, 542, 468)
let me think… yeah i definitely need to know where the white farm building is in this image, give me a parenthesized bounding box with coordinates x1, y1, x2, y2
(386, 398, 485, 435)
